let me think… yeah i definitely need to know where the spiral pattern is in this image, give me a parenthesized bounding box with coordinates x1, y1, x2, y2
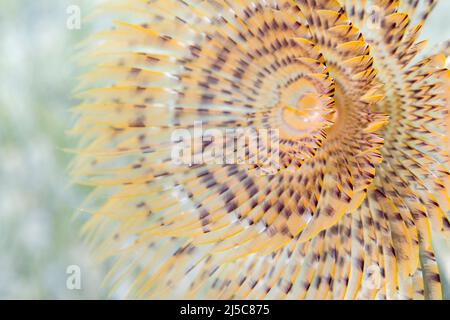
(73, 0, 450, 299)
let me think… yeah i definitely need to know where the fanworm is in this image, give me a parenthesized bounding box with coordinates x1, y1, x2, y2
(72, 0, 450, 299)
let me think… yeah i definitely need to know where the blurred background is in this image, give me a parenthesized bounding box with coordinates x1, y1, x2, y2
(0, 0, 106, 299)
(0, 0, 448, 299)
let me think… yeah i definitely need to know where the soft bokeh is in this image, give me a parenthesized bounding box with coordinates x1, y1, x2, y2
(0, 0, 105, 299)
(0, 0, 448, 299)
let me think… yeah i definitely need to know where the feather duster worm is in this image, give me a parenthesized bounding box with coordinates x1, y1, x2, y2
(72, 0, 450, 299)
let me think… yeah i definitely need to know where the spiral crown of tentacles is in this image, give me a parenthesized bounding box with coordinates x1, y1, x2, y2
(71, 0, 450, 299)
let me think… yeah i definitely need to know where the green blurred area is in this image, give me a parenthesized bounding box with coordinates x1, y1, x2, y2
(0, 0, 448, 299)
(0, 0, 106, 299)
